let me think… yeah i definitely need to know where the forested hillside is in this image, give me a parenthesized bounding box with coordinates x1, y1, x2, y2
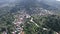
(0, 0, 60, 34)
(0, 0, 60, 16)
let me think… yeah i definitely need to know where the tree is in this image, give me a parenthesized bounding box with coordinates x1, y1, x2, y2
(23, 15, 56, 34)
(32, 15, 54, 34)
(0, 13, 15, 34)
(23, 18, 42, 34)
(41, 15, 60, 34)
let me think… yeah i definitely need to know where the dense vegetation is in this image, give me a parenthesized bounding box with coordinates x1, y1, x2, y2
(0, 13, 15, 34)
(0, 0, 60, 34)
(23, 15, 60, 34)
(0, 13, 60, 34)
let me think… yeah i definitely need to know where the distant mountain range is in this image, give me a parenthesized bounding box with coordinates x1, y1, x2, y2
(0, 0, 60, 16)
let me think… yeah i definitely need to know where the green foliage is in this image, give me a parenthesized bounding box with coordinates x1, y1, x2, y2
(24, 18, 40, 34)
(24, 15, 57, 34)
(41, 15, 60, 33)
(0, 13, 15, 34)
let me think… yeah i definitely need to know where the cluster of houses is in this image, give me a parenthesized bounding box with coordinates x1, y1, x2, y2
(12, 13, 31, 34)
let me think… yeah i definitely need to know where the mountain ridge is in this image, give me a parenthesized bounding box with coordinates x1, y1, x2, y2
(0, 0, 60, 16)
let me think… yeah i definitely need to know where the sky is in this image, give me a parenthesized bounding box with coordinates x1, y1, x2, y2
(0, 0, 58, 1)
(56, 0, 60, 1)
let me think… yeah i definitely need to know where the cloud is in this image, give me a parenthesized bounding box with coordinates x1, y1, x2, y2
(56, 0, 60, 1)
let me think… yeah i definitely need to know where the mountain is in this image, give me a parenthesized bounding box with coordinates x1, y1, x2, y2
(10, 0, 58, 15)
(0, 0, 60, 16)
(40, 0, 60, 10)
(0, 0, 15, 8)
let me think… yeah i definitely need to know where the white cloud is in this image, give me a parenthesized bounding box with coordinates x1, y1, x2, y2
(56, 0, 60, 1)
